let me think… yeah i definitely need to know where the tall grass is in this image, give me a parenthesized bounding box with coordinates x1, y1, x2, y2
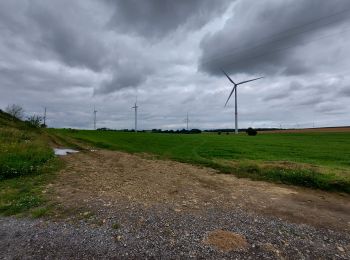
(0, 123, 54, 180)
(0, 111, 58, 215)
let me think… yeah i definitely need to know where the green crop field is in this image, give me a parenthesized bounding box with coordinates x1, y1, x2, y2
(53, 129, 350, 193)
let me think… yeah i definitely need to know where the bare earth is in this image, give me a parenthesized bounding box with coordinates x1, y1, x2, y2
(260, 126, 350, 133)
(53, 150, 350, 231)
(1, 150, 350, 259)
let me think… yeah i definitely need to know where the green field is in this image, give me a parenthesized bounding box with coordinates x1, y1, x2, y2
(1, 110, 349, 218)
(54, 129, 350, 193)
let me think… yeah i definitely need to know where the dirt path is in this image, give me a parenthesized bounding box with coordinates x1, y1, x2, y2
(1, 149, 350, 259)
(51, 150, 350, 231)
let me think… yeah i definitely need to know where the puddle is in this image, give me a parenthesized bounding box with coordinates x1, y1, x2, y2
(54, 148, 79, 156)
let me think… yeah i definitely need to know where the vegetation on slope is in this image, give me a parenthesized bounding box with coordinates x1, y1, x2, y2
(0, 110, 54, 179)
(54, 129, 350, 193)
(0, 110, 58, 215)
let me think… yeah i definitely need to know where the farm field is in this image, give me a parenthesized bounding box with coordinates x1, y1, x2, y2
(53, 129, 350, 193)
(260, 126, 350, 133)
(1, 112, 350, 258)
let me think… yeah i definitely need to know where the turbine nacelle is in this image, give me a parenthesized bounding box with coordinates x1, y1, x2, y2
(221, 69, 263, 107)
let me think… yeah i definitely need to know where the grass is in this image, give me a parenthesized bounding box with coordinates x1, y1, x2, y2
(0, 112, 54, 180)
(0, 110, 60, 216)
(0, 158, 61, 216)
(112, 223, 120, 229)
(53, 129, 350, 193)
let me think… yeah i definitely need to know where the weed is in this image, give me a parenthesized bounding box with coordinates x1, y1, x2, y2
(31, 206, 51, 218)
(112, 223, 120, 229)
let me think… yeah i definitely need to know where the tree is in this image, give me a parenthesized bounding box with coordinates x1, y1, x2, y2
(246, 127, 258, 136)
(189, 129, 202, 134)
(26, 115, 43, 128)
(5, 104, 24, 119)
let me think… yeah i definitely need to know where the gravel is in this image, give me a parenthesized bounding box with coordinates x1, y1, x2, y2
(1, 204, 349, 259)
(2, 150, 349, 259)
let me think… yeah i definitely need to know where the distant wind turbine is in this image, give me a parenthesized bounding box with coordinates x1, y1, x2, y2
(93, 107, 97, 130)
(221, 69, 263, 134)
(184, 112, 190, 131)
(43, 107, 47, 126)
(132, 102, 138, 132)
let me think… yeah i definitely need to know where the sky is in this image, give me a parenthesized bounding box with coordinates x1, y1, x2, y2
(1, 0, 350, 130)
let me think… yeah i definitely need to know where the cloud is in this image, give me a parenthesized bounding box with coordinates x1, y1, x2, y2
(263, 92, 289, 101)
(27, 1, 108, 71)
(0, 0, 349, 130)
(339, 86, 350, 96)
(105, 0, 231, 38)
(297, 96, 324, 106)
(199, 0, 350, 76)
(96, 63, 153, 94)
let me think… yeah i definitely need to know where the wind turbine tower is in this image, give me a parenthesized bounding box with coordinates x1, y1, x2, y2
(185, 112, 189, 131)
(93, 107, 97, 130)
(221, 69, 263, 134)
(132, 102, 138, 132)
(43, 107, 47, 126)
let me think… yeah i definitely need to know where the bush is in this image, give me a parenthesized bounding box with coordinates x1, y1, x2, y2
(246, 127, 257, 136)
(189, 129, 202, 134)
(25, 115, 43, 128)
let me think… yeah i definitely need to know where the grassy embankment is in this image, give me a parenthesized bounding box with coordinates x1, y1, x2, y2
(0, 111, 58, 216)
(54, 129, 350, 193)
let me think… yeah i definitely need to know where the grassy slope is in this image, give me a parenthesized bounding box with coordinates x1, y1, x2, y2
(54, 129, 350, 192)
(0, 111, 58, 216)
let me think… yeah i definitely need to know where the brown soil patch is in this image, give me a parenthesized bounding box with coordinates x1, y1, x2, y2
(260, 126, 350, 133)
(203, 230, 248, 252)
(48, 150, 350, 231)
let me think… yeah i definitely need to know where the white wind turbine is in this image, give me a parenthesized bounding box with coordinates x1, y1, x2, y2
(132, 102, 138, 132)
(222, 69, 263, 134)
(93, 106, 97, 130)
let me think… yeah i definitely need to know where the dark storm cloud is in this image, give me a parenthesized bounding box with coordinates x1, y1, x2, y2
(199, 0, 350, 76)
(27, 1, 107, 71)
(105, 0, 230, 38)
(96, 64, 152, 94)
(0, 1, 108, 72)
(0, 0, 349, 129)
(339, 86, 350, 96)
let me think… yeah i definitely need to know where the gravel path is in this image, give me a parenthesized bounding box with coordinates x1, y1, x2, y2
(1, 150, 350, 259)
(1, 205, 349, 259)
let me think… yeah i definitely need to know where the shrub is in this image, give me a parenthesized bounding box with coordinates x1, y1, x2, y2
(189, 129, 202, 134)
(246, 127, 257, 136)
(25, 115, 43, 128)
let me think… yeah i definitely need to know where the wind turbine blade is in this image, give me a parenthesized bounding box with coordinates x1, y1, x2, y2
(224, 86, 236, 107)
(237, 77, 264, 85)
(221, 69, 236, 85)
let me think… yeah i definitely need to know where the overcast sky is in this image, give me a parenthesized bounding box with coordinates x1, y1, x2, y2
(1, 0, 350, 130)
